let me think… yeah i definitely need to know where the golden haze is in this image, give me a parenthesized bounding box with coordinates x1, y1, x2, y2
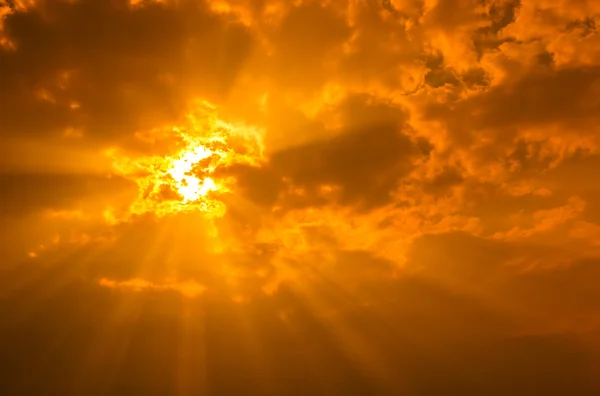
(1, 1, 600, 395)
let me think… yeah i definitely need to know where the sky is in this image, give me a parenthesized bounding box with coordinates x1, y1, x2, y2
(1, 0, 600, 395)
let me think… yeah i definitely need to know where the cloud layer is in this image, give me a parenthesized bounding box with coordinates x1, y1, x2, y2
(1, 0, 600, 395)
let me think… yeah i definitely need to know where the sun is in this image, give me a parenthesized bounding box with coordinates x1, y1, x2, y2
(106, 102, 264, 218)
(167, 145, 219, 203)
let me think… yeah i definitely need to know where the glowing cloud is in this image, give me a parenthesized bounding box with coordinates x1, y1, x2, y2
(107, 102, 265, 218)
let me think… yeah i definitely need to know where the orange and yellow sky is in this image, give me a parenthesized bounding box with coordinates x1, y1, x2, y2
(1, 0, 600, 395)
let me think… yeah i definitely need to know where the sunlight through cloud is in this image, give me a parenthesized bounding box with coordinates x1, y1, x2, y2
(106, 102, 265, 218)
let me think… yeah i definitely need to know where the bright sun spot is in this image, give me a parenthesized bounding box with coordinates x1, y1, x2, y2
(106, 102, 264, 218)
(167, 144, 220, 203)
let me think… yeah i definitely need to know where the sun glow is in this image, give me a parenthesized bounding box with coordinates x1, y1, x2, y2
(167, 143, 220, 203)
(107, 103, 264, 218)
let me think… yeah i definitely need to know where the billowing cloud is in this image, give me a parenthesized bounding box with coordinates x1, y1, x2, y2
(1, 0, 600, 395)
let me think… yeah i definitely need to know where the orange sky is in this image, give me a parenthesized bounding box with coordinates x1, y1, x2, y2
(1, 1, 600, 395)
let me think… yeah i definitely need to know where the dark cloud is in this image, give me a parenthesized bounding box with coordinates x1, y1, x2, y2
(500, 257, 600, 323)
(406, 230, 600, 330)
(0, 0, 254, 145)
(544, 153, 600, 223)
(271, 123, 416, 209)
(337, 0, 426, 94)
(0, 172, 134, 217)
(1, 262, 599, 396)
(421, 66, 600, 151)
(221, 163, 283, 207)
(269, 2, 350, 92)
(473, 0, 521, 55)
(421, 165, 464, 194)
(471, 67, 600, 129)
(406, 231, 511, 283)
(227, 94, 421, 210)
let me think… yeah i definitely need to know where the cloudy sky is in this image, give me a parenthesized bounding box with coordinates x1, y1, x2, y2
(1, 0, 600, 395)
